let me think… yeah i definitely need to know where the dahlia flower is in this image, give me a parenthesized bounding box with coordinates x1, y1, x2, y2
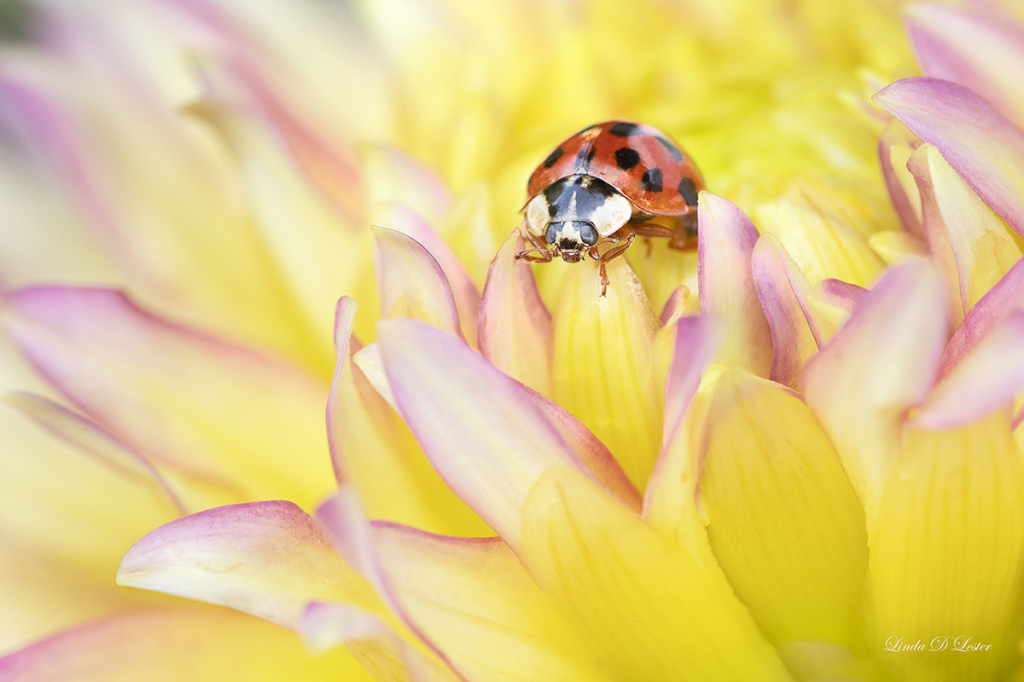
(2, 0, 1024, 681)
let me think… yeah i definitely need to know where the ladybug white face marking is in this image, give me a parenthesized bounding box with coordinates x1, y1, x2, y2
(525, 174, 632, 262)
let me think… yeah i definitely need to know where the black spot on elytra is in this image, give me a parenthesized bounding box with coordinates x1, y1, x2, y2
(641, 168, 663, 193)
(615, 147, 641, 170)
(609, 122, 642, 137)
(656, 136, 683, 162)
(542, 147, 564, 168)
(678, 177, 698, 206)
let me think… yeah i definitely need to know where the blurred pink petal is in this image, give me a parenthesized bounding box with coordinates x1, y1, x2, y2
(906, 3, 1024, 130)
(4, 286, 333, 508)
(913, 313, 1024, 429)
(874, 77, 1024, 237)
(804, 258, 947, 523)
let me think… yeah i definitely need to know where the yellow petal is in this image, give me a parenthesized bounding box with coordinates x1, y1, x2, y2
(520, 467, 791, 681)
(909, 143, 1021, 318)
(699, 369, 867, 650)
(870, 412, 1024, 682)
(0, 408, 178, 652)
(755, 192, 883, 287)
(551, 257, 662, 489)
(868, 231, 927, 264)
(372, 524, 611, 682)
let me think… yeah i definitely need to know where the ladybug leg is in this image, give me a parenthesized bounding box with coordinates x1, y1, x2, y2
(516, 229, 556, 263)
(629, 222, 676, 240)
(596, 229, 637, 296)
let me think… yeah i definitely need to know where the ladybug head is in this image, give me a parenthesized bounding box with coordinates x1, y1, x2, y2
(545, 221, 597, 262)
(525, 175, 631, 262)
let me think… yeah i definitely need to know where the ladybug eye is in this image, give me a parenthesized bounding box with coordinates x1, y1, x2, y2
(526, 194, 551, 237)
(579, 223, 598, 246)
(545, 224, 558, 245)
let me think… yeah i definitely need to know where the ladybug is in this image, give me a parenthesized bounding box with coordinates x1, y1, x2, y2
(516, 120, 706, 294)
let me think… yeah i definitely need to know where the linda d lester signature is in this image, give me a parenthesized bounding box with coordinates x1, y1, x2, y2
(884, 636, 992, 653)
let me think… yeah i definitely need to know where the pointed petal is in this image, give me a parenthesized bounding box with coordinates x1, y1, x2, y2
(660, 316, 723, 448)
(117, 501, 386, 630)
(909, 143, 1021, 318)
(478, 228, 553, 395)
(2, 392, 185, 515)
(810, 278, 865, 335)
(877, 119, 923, 237)
(699, 369, 867, 648)
(377, 205, 481, 346)
(803, 258, 947, 525)
(378, 319, 592, 549)
(913, 313, 1024, 430)
(352, 343, 397, 410)
(874, 77, 1024, 237)
(697, 192, 772, 376)
(871, 414, 1024, 682)
(314, 490, 461, 679)
(4, 287, 334, 509)
(0, 605, 376, 682)
(642, 320, 722, 570)
(373, 227, 463, 338)
(906, 3, 1024, 130)
(370, 523, 612, 682)
(327, 299, 488, 536)
(751, 235, 822, 391)
(550, 257, 663, 489)
(300, 603, 458, 682)
(520, 467, 791, 681)
(942, 256, 1024, 374)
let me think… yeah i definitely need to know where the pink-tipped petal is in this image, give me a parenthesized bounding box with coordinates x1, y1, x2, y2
(909, 143, 1020, 321)
(662, 316, 723, 448)
(477, 228, 553, 395)
(2, 392, 185, 516)
(0, 605, 377, 682)
(913, 313, 1024, 430)
(380, 205, 482, 346)
(874, 77, 1024, 237)
(378, 319, 593, 550)
(942, 256, 1024, 376)
(373, 226, 463, 338)
(4, 286, 333, 508)
(659, 287, 687, 327)
(906, 3, 1024, 130)
(803, 258, 948, 524)
(752, 235, 822, 391)
(314, 491, 464, 680)
(326, 299, 487, 536)
(520, 385, 641, 511)
(877, 119, 923, 237)
(698, 192, 773, 377)
(642, 316, 722, 568)
(813, 279, 866, 314)
(117, 501, 385, 630)
(300, 603, 458, 682)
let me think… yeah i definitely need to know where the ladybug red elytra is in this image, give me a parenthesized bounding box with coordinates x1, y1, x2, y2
(516, 120, 706, 294)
